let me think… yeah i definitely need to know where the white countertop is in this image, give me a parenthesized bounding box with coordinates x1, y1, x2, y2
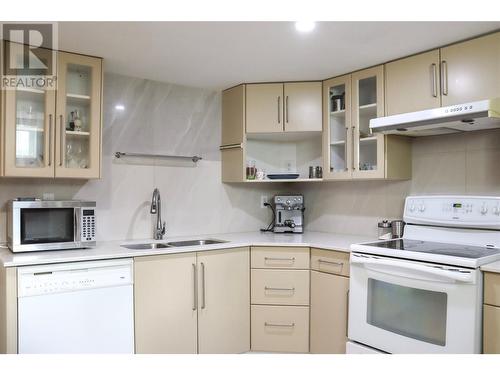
(0, 231, 374, 267)
(481, 260, 500, 273)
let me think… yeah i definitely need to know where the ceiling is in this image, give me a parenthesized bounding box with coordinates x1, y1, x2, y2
(58, 22, 500, 90)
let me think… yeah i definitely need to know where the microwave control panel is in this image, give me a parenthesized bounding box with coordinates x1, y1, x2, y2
(81, 208, 96, 242)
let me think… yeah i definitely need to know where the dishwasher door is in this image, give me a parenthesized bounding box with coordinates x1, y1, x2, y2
(17, 259, 134, 354)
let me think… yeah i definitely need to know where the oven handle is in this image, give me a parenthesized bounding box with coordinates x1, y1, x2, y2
(350, 254, 474, 283)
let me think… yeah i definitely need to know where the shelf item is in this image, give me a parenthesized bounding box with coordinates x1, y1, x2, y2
(266, 173, 300, 180)
(114, 151, 202, 163)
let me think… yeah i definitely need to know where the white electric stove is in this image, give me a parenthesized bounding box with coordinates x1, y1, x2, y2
(348, 195, 500, 354)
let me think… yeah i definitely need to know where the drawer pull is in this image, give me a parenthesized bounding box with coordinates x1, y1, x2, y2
(265, 322, 295, 328)
(264, 257, 295, 262)
(318, 259, 344, 267)
(264, 286, 295, 292)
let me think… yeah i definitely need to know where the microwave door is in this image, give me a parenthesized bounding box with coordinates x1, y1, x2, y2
(348, 254, 481, 354)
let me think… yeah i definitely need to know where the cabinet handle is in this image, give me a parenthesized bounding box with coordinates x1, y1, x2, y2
(285, 95, 289, 123)
(201, 262, 206, 309)
(192, 263, 197, 311)
(59, 115, 64, 166)
(441, 60, 448, 96)
(431, 63, 438, 98)
(48, 114, 52, 166)
(265, 322, 295, 328)
(352, 126, 357, 170)
(344, 127, 349, 171)
(264, 286, 295, 292)
(346, 289, 350, 337)
(318, 259, 344, 267)
(264, 256, 295, 262)
(277, 96, 281, 124)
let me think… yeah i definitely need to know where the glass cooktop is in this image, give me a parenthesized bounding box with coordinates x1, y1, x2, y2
(362, 239, 500, 259)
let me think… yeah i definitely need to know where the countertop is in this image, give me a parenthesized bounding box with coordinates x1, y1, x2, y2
(481, 260, 500, 274)
(0, 231, 374, 267)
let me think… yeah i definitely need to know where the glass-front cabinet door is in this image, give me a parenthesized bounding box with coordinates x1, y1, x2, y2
(3, 43, 56, 177)
(323, 75, 352, 180)
(55, 52, 102, 178)
(351, 66, 385, 179)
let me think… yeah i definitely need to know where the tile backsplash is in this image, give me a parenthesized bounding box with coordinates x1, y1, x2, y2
(0, 72, 499, 241)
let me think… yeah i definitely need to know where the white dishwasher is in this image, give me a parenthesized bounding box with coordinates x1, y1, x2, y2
(17, 258, 134, 354)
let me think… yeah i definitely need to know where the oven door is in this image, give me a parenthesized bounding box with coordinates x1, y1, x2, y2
(348, 253, 482, 354)
(10, 203, 81, 252)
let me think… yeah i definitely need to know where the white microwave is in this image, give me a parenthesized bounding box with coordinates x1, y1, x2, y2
(7, 200, 96, 253)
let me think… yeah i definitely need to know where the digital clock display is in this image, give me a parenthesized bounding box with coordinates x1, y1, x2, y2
(453, 203, 462, 208)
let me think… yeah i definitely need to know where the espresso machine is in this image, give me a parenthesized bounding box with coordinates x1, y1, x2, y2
(273, 195, 304, 233)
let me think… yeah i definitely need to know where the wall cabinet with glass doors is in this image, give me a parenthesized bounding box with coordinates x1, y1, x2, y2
(1, 42, 103, 179)
(322, 66, 411, 180)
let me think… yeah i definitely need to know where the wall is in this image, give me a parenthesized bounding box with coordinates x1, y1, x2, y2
(301, 129, 500, 237)
(0, 73, 279, 242)
(1, 72, 499, 241)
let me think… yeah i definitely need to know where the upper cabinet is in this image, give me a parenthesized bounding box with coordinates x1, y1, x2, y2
(385, 32, 500, 115)
(246, 82, 322, 133)
(385, 49, 441, 116)
(440, 32, 500, 106)
(1, 41, 103, 179)
(323, 66, 411, 180)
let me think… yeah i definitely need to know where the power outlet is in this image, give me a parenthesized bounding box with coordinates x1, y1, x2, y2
(260, 196, 269, 208)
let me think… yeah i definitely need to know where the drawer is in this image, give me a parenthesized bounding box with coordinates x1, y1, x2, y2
(484, 304, 500, 353)
(251, 305, 309, 353)
(484, 272, 500, 306)
(251, 269, 310, 306)
(251, 246, 309, 269)
(311, 248, 350, 276)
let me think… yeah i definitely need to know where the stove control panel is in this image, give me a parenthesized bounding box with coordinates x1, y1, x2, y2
(404, 196, 500, 229)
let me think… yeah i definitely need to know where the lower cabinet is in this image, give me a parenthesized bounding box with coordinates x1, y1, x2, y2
(310, 270, 349, 353)
(251, 305, 310, 353)
(134, 247, 250, 354)
(483, 304, 500, 353)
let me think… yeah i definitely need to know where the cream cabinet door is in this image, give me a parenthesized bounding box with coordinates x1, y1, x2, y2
(55, 51, 102, 178)
(197, 248, 250, 354)
(385, 49, 441, 115)
(310, 270, 349, 354)
(246, 83, 283, 133)
(441, 32, 500, 106)
(283, 82, 322, 132)
(134, 253, 198, 354)
(484, 304, 500, 354)
(222, 85, 245, 146)
(3, 42, 56, 177)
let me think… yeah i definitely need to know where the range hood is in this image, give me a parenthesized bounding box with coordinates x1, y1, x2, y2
(370, 98, 500, 137)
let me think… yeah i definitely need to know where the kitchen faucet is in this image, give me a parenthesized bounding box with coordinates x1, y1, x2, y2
(150, 188, 166, 240)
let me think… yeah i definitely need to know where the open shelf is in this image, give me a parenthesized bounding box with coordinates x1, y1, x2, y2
(245, 178, 323, 183)
(330, 109, 346, 117)
(67, 93, 91, 100)
(66, 130, 90, 136)
(17, 87, 45, 94)
(16, 124, 44, 132)
(360, 136, 377, 142)
(330, 140, 346, 146)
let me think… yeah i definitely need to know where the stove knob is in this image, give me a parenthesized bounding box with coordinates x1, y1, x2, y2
(286, 200, 291, 205)
(493, 206, 500, 216)
(418, 204, 426, 212)
(409, 204, 415, 213)
(481, 205, 488, 215)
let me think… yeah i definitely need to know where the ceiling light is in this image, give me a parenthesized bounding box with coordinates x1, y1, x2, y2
(115, 104, 125, 111)
(295, 21, 316, 33)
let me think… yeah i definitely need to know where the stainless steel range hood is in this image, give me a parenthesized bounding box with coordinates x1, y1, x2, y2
(370, 99, 500, 137)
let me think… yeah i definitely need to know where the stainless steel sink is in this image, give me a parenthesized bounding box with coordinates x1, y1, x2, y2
(121, 243, 172, 250)
(165, 239, 227, 247)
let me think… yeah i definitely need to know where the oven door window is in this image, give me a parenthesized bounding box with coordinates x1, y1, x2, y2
(367, 278, 447, 346)
(20, 208, 75, 244)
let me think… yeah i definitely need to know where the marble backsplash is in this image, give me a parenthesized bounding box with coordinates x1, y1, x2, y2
(0, 72, 499, 241)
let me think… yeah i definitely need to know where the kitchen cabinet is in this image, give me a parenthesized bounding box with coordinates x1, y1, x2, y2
(441, 32, 500, 106)
(385, 49, 441, 116)
(0, 266, 17, 354)
(310, 271, 349, 354)
(1, 41, 103, 178)
(134, 253, 198, 354)
(197, 248, 250, 354)
(246, 82, 322, 134)
(323, 66, 411, 180)
(134, 247, 250, 354)
(483, 272, 500, 354)
(250, 246, 310, 353)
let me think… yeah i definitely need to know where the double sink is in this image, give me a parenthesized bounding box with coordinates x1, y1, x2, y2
(121, 239, 227, 250)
